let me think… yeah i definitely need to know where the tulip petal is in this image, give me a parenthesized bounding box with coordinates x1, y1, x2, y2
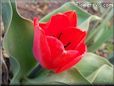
(54, 43, 87, 73)
(60, 27, 87, 50)
(46, 13, 70, 37)
(33, 18, 52, 69)
(64, 10, 77, 27)
(53, 50, 81, 73)
(46, 36, 65, 68)
(39, 22, 49, 31)
(76, 43, 87, 55)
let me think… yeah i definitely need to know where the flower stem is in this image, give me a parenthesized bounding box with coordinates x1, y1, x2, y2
(27, 64, 43, 79)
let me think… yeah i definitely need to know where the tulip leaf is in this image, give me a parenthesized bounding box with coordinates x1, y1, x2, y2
(3, 0, 36, 80)
(1, 0, 12, 32)
(87, 64, 114, 84)
(76, 53, 112, 78)
(79, 15, 101, 31)
(24, 68, 90, 85)
(10, 57, 20, 84)
(40, 2, 91, 26)
(88, 23, 113, 52)
(86, 8, 113, 52)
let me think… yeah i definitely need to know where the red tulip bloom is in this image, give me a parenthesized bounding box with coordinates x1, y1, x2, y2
(33, 11, 87, 73)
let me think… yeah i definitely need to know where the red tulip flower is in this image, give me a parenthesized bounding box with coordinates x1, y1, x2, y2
(33, 11, 87, 73)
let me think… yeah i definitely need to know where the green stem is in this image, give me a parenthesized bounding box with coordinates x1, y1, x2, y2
(27, 64, 44, 79)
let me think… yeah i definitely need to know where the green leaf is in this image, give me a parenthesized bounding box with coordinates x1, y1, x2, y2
(24, 68, 90, 85)
(40, 2, 91, 26)
(76, 53, 112, 78)
(88, 24, 113, 52)
(3, 0, 36, 80)
(86, 8, 113, 52)
(87, 64, 114, 84)
(1, 0, 12, 32)
(10, 57, 20, 84)
(79, 15, 101, 31)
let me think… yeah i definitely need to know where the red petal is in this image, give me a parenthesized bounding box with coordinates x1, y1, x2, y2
(76, 43, 87, 55)
(60, 27, 87, 50)
(33, 18, 52, 69)
(54, 43, 87, 73)
(46, 36, 65, 69)
(46, 13, 70, 37)
(39, 22, 49, 33)
(53, 50, 81, 73)
(64, 10, 77, 27)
